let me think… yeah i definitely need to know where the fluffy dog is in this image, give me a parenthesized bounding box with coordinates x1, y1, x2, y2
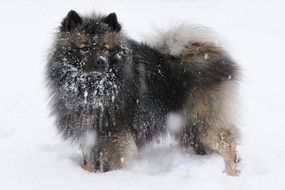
(46, 10, 240, 176)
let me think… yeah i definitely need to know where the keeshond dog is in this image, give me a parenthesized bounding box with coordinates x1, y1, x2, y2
(46, 10, 240, 176)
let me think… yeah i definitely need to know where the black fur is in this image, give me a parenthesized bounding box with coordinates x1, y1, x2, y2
(61, 10, 82, 32)
(103, 13, 121, 32)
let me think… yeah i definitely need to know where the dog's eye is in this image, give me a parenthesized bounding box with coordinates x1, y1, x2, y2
(80, 47, 89, 51)
(80, 46, 90, 52)
(102, 44, 110, 52)
(78, 44, 90, 54)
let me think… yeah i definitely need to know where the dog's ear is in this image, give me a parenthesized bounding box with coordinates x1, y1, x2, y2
(61, 10, 82, 32)
(103, 13, 121, 32)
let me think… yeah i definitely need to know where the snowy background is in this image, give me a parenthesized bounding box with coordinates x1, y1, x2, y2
(0, 0, 285, 189)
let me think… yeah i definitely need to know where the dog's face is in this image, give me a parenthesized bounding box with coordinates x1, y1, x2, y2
(50, 10, 133, 106)
(58, 10, 122, 74)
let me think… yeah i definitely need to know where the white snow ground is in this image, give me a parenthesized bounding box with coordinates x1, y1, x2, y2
(0, 0, 285, 189)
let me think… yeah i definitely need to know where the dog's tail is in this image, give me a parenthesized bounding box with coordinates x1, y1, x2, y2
(148, 24, 240, 85)
(147, 24, 223, 56)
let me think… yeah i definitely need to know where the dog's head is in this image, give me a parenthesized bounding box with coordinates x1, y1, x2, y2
(57, 10, 124, 74)
(49, 10, 133, 106)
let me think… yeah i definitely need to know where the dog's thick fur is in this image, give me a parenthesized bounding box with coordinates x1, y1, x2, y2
(46, 10, 240, 176)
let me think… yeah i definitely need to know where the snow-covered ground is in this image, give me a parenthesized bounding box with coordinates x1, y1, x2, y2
(0, 0, 285, 189)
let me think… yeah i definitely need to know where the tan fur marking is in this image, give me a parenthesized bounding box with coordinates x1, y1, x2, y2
(98, 130, 137, 171)
(206, 127, 239, 176)
(78, 43, 87, 48)
(60, 30, 122, 52)
(181, 43, 226, 67)
(77, 42, 89, 55)
(183, 42, 222, 57)
(83, 161, 94, 172)
(103, 44, 110, 50)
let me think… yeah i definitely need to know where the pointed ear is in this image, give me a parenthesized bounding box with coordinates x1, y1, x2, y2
(61, 10, 82, 32)
(103, 13, 121, 32)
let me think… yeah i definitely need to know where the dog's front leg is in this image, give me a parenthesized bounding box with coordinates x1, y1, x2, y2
(79, 130, 97, 172)
(95, 129, 138, 172)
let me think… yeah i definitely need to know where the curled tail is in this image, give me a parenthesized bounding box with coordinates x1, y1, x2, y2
(148, 24, 240, 86)
(148, 24, 222, 55)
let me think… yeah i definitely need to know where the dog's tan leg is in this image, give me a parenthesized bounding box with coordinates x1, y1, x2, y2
(182, 81, 240, 176)
(80, 130, 97, 172)
(95, 130, 137, 172)
(83, 159, 94, 172)
(82, 147, 97, 172)
(205, 127, 239, 176)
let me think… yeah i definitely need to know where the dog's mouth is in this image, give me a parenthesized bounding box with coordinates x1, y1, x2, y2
(83, 63, 108, 73)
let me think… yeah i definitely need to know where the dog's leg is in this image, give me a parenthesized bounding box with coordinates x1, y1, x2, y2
(177, 123, 207, 155)
(95, 130, 137, 172)
(205, 127, 239, 176)
(183, 81, 240, 176)
(190, 124, 207, 155)
(81, 147, 95, 172)
(79, 130, 97, 172)
(83, 155, 94, 172)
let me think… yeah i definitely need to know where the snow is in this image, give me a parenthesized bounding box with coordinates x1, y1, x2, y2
(166, 113, 184, 133)
(0, 0, 285, 189)
(204, 53, 209, 60)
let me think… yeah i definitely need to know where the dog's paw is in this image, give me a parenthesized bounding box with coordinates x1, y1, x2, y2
(83, 160, 94, 172)
(225, 167, 240, 176)
(94, 160, 111, 172)
(224, 158, 241, 176)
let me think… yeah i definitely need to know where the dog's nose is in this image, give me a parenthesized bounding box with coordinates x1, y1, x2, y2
(96, 57, 106, 65)
(83, 56, 108, 73)
(94, 57, 107, 72)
